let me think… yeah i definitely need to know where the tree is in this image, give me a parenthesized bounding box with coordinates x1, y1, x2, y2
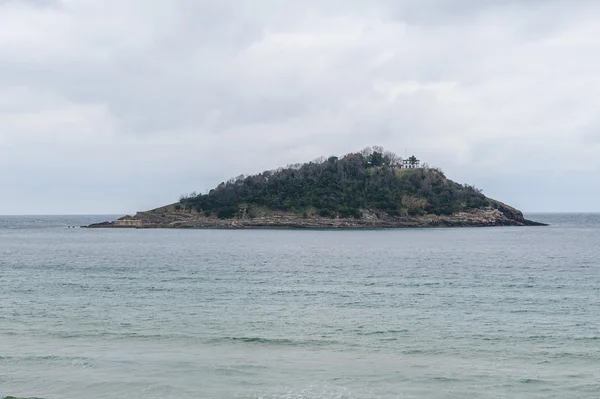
(368, 151, 384, 167)
(178, 146, 489, 218)
(360, 146, 373, 157)
(384, 151, 401, 167)
(372, 145, 384, 154)
(408, 155, 419, 166)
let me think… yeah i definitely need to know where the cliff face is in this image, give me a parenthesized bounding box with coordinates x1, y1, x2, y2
(489, 199, 527, 223)
(86, 204, 545, 229)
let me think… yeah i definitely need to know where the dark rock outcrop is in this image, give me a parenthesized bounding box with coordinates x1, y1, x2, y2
(84, 205, 547, 229)
(489, 199, 546, 226)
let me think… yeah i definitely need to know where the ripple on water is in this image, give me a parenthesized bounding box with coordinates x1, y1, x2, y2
(0, 214, 599, 399)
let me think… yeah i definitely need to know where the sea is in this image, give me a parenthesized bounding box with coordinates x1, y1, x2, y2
(0, 214, 598, 399)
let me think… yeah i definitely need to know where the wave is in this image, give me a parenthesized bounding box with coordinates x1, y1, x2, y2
(574, 336, 599, 341)
(429, 376, 461, 382)
(208, 336, 337, 347)
(2, 397, 47, 399)
(400, 348, 444, 355)
(519, 378, 547, 384)
(40, 330, 196, 341)
(0, 355, 94, 367)
(358, 329, 409, 336)
(40, 331, 335, 347)
(229, 337, 296, 345)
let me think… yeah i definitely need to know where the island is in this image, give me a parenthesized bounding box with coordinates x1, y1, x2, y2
(86, 147, 546, 229)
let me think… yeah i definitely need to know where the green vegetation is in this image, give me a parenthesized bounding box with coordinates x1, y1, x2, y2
(179, 147, 489, 219)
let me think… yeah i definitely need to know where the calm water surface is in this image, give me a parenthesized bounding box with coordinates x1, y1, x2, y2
(0, 214, 598, 398)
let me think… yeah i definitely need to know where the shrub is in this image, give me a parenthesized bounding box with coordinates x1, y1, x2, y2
(339, 207, 362, 219)
(318, 209, 335, 218)
(177, 147, 489, 218)
(217, 206, 237, 219)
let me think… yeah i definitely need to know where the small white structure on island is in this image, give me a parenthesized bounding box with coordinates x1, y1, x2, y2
(400, 156, 421, 169)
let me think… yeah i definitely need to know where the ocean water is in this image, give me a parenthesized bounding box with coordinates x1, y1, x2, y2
(0, 214, 598, 399)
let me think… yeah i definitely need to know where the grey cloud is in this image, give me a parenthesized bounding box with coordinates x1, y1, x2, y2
(1, 0, 60, 7)
(0, 0, 599, 214)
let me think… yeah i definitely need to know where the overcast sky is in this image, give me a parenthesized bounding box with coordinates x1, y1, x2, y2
(1, 0, 599, 214)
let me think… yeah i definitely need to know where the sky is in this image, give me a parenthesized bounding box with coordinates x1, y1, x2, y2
(1, 0, 599, 214)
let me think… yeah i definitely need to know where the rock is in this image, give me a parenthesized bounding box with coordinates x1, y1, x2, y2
(84, 206, 548, 229)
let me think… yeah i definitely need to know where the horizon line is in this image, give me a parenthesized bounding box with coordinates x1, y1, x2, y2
(1, 211, 599, 217)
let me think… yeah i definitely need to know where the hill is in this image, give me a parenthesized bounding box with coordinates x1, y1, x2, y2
(87, 147, 545, 228)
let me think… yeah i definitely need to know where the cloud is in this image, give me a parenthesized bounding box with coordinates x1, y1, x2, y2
(0, 0, 599, 213)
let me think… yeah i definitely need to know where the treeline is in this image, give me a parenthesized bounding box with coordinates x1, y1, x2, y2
(179, 147, 489, 219)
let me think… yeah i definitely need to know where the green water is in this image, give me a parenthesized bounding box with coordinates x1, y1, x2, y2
(0, 214, 598, 398)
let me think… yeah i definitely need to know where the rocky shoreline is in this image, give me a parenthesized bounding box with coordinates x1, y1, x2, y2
(85, 201, 547, 229)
